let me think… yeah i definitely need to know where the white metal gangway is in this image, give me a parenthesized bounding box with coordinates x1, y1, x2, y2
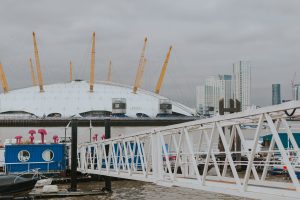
(77, 101, 300, 200)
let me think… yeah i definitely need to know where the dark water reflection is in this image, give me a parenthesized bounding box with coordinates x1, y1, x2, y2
(52, 180, 250, 200)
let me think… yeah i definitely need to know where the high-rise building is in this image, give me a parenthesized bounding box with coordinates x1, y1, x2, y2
(233, 61, 251, 111)
(219, 74, 233, 109)
(196, 86, 205, 115)
(196, 75, 232, 115)
(272, 84, 281, 105)
(295, 84, 300, 100)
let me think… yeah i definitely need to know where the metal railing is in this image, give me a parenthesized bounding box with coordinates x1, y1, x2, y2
(77, 101, 300, 199)
(2, 161, 59, 174)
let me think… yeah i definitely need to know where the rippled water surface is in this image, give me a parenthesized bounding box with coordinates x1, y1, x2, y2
(50, 180, 250, 200)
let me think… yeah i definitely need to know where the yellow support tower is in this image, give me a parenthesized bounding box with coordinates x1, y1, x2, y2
(155, 46, 172, 94)
(29, 58, 37, 86)
(107, 60, 112, 82)
(90, 32, 96, 92)
(137, 58, 147, 89)
(133, 37, 147, 94)
(69, 61, 73, 82)
(0, 63, 9, 93)
(32, 32, 44, 92)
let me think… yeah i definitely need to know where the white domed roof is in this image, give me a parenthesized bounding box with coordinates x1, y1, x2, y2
(0, 81, 194, 117)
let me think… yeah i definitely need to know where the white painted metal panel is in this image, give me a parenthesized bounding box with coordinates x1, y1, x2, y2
(77, 101, 300, 199)
(0, 81, 194, 117)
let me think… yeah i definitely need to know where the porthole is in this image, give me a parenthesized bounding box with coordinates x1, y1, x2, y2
(18, 150, 30, 162)
(42, 149, 54, 161)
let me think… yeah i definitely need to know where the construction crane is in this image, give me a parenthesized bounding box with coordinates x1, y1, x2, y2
(291, 72, 297, 100)
(32, 32, 44, 92)
(107, 60, 112, 82)
(29, 58, 37, 86)
(69, 61, 73, 82)
(90, 32, 96, 92)
(133, 37, 147, 94)
(0, 63, 9, 93)
(154, 46, 172, 94)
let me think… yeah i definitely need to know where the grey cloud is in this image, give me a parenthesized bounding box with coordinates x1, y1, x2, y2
(0, 0, 300, 108)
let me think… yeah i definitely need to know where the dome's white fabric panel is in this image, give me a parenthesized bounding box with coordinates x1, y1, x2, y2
(0, 81, 194, 117)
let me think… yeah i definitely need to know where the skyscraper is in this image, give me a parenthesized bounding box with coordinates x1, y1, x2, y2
(295, 84, 300, 101)
(272, 84, 281, 105)
(233, 61, 251, 111)
(196, 75, 232, 115)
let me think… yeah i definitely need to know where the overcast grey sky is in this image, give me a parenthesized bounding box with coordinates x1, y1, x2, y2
(0, 0, 299, 107)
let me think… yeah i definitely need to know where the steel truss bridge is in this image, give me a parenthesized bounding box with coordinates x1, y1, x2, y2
(77, 101, 300, 200)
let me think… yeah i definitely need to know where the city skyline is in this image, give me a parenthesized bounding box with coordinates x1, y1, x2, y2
(196, 60, 251, 115)
(196, 74, 233, 115)
(0, 1, 299, 108)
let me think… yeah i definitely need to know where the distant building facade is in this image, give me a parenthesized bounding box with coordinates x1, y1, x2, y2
(196, 60, 251, 116)
(233, 61, 251, 111)
(196, 75, 232, 115)
(272, 84, 281, 105)
(295, 84, 300, 101)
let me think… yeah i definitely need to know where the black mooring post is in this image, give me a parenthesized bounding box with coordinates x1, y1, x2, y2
(69, 118, 78, 192)
(102, 118, 112, 192)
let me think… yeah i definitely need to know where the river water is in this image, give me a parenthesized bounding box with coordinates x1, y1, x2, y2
(53, 180, 247, 200)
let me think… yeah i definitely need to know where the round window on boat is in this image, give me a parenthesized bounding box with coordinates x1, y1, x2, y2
(42, 150, 54, 161)
(18, 150, 30, 162)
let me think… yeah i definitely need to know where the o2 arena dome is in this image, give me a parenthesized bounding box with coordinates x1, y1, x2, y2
(0, 81, 194, 118)
(0, 32, 194, 118)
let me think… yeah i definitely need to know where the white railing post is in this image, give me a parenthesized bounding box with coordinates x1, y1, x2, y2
(160, 133, 174, 181)
(261, 119, 280, 181)
(282, 118, 300, 164)
(242, 114, 264, 191)
(203, 130, 221, 177)
(235, 125, 259, 181)
(216, 122, 241, 187)
(183, 128, 202, 183)
(265, 114, 300, 192)
(202, 123, 216, 185)
(152, 132, 163, 182)
(173, 131, 183, 180)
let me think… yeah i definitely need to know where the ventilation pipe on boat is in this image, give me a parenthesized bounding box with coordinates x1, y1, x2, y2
(38, 129, 47, 144)
(28, 129, 36, 144)
(15, 136, 22, 144)
(93, 133, 98, 142)
(29, 135, 34, 144)
(53, 135, 59, 144)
